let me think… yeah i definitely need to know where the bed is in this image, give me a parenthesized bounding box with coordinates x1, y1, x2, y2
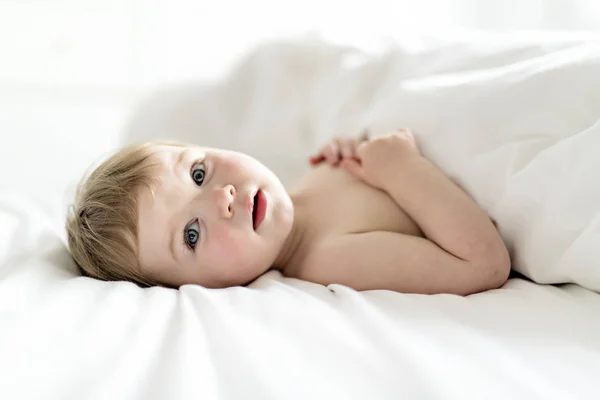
(2, 32, 600, 399)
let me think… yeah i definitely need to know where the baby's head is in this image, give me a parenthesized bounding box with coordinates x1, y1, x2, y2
(67, 141, 294, 288)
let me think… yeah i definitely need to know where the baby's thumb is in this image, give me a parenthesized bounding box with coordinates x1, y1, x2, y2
(340, 159, 364, 181)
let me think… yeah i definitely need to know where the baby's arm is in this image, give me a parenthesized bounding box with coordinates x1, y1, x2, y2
(300, 230, 504, 295)
(373, 151, 509, 275)
(303, 130, 510, 295)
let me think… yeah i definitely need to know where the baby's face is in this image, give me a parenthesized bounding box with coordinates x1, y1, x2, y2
(136, 145, 294, 288)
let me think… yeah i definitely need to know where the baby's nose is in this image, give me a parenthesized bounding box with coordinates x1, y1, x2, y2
(217, 184, 236, 218)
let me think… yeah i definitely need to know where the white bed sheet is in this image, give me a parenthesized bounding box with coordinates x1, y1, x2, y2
(1, 195, 599, 399)
(2, 32, 600, 400)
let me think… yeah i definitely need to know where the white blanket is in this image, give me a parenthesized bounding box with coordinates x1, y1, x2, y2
(127, 36, 600, 291)
(2, 34, 600, 400)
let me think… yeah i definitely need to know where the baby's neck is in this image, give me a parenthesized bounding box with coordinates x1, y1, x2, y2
(272, 196, 307, 272)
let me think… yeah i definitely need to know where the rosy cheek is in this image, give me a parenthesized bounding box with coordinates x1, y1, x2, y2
(208, 226, 246, 264)
(221, 157, 250, 180)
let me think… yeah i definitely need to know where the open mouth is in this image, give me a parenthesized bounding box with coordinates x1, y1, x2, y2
(252, 193, 258, 227)
(252, 190, 266, 230)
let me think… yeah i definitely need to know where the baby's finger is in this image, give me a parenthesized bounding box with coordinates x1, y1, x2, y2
(340, 158, 364, 181)
(308, 154, 325, 166)
(355, 140, 369, 157)
(324, 143, 341, 165)
(340, 139, 356, 159)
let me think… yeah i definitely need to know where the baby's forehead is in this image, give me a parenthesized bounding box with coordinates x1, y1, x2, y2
(150, 144, 201, 164)
(136, 145, 186, 214)
(151, 143, 187, 157)
(146, 143, 212, 181)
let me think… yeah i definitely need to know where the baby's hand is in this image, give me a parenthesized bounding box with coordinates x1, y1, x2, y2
(309, 130, 370, 166)
(340, 129, 422, 190)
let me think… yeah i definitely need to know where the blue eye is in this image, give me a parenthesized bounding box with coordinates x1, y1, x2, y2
(184, 220, 200, 250)
(191, 163, 206, 185)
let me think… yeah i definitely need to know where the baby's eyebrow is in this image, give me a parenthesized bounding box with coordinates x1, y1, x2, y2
(169, 148, 190, 187)
(168, 224, 178, 266)
(174, 149, 188, 171)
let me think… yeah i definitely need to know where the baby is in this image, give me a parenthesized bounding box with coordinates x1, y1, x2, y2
(67, 129, 510, 295)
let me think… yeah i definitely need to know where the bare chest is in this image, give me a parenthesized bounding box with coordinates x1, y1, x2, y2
(289, 165, 422, 240)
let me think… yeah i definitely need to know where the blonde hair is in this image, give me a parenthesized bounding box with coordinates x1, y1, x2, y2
(66, 141, 185, 287)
